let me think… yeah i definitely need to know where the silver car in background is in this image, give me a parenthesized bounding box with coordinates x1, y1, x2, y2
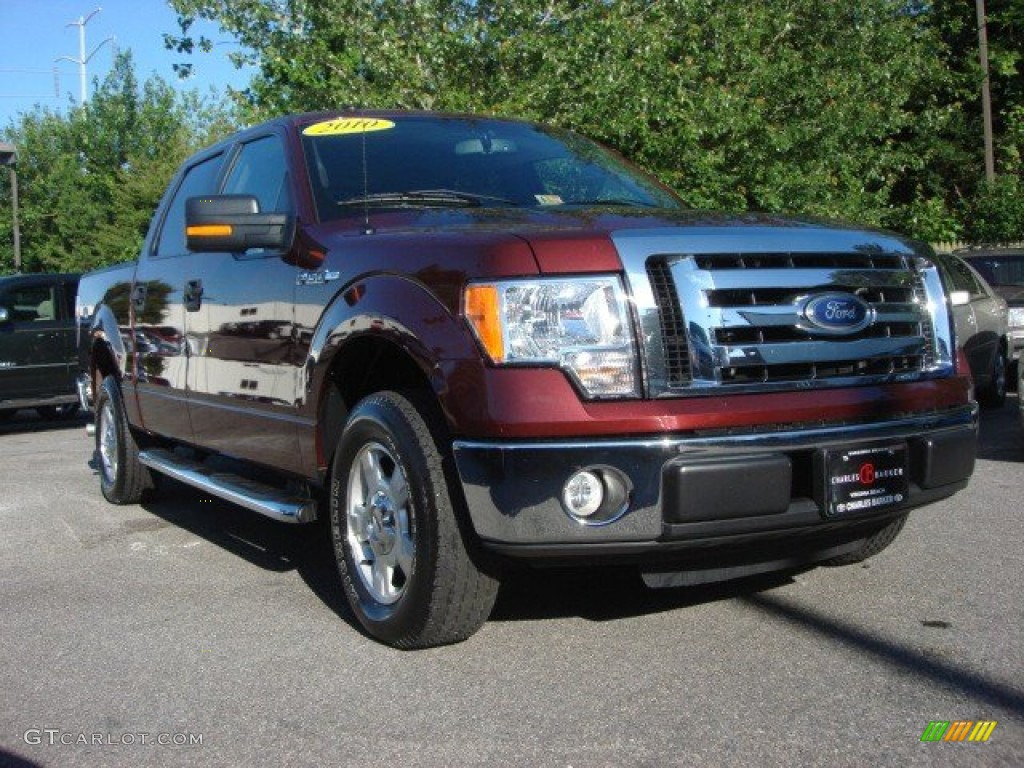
(956, 247, 1024, 375)
(934, 252, 1009, 408)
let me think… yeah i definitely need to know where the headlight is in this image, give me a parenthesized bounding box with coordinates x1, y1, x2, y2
(464, 276, 639, 398)
(1008, 307, 1024, 330)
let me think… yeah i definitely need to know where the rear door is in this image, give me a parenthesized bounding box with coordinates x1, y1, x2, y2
(131, 152, 226, 441)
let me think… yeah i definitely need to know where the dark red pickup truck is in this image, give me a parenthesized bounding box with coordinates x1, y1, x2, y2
(77, 112, 977, 647)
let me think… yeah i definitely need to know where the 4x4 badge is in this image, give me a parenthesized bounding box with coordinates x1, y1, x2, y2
(297, 270, 340, 286)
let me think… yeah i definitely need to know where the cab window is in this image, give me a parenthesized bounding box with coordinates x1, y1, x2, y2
(940, 256, 986, 298)
(223, 136, 293, 214)
(0, 284, 58, 323)
(153, 153, 224, 258)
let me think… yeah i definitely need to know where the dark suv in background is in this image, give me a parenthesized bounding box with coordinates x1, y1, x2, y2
(0, 273, 81, 420)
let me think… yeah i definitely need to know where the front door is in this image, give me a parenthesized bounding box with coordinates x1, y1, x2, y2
(184, 133, 304, 473)
(0, 277, 76, 402)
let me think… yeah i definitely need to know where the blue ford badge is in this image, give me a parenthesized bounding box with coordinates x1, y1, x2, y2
(800, 293, 873, 335)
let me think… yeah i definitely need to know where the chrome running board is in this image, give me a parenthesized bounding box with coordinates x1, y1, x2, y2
(138, 448, 317, 523)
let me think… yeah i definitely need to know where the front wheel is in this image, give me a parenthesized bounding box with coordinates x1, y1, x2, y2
(978, 346, 1007, 409)
(95, 375, 154, 504)
(330, 390, 499, 648)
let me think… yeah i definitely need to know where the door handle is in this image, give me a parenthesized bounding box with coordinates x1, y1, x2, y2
(131, 284, 148, 312)
(184, 279, 203, 312)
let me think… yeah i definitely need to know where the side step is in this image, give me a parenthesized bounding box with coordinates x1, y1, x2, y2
(138, 448, 317, 524)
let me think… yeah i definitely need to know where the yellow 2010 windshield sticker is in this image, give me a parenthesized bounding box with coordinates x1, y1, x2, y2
(302, 117, 396, 136)
(535, 194, 564, 206)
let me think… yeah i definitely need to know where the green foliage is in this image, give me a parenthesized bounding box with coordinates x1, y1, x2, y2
(3, 1, 1021, 271)
(0, 52, 237, 275)
(166, 0, 1023, 241)
(888, 194, 964, 244)
(962, 176, 1024, 242)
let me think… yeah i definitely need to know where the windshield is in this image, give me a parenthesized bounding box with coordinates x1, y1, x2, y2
(966, 253, 1024, 287)
(299, 115, 682, 221)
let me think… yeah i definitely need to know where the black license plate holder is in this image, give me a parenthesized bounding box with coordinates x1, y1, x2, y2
(823, 442, 908, 518)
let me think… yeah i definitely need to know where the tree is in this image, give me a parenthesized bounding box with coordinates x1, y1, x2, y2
(897, 0, 1024, 241)
(167, 1, 978, 238)
(0, 52, 237, 274)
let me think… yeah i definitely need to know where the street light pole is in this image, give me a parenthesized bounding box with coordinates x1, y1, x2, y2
(56, 7, 115, 105)
(0, 142, 21, 273)
(976, 0, 996, 183)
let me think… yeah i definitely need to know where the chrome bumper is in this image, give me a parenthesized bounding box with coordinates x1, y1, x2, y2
(76, 373, 93, 413)
(453, 406, 978, 552)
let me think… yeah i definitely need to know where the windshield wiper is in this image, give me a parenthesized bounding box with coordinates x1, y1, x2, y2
(337, 189, 517, 208)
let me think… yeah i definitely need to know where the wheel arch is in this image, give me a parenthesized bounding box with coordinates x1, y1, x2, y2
(320, 335, 437, 470)
(89, 304, 128, 380)
(308, 274, 479, 470)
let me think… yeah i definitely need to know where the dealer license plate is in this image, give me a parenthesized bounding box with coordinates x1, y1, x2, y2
(824, 443, 908, 517)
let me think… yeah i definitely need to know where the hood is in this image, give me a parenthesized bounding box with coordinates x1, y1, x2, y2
(990, 284, 1024, 305)
(308, 206, 925, 275)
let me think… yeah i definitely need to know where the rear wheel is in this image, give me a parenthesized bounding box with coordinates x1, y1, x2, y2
(825, 514, 908, 566)
(330, 390, 499, 648)
(95, 375, 154, 504)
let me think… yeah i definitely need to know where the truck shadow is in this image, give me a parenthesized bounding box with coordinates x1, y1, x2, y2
(740, 591, 1024, 716)
(133, 478, 352, 622)
(126, 472, 796, 633)
(976, 393, 1024, 462)
(490, 564, 798, 622)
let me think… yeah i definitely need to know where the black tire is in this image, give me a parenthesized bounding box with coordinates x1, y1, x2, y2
(825, 514, 908, 566)
(977, 345, 1007, 409)
(330, 390, 499, 648)
(0, 409, 15, 421)
(36, 403, 81, 420)
(95, 375, 154, 504)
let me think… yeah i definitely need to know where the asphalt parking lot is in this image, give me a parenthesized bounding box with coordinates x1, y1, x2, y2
(1, 401, 1022, 767)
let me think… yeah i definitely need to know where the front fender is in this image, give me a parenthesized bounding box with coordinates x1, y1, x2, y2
(304, 273, 480, 411)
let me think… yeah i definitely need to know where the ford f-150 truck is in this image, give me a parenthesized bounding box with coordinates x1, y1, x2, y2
(76, 111, 977, 647)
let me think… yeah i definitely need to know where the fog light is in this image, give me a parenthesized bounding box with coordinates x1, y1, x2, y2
(563, 470, 604, 518)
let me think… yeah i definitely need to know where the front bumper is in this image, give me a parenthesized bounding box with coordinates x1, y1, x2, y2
(452, 406, 977, 560)
(76, 373, 93, 413)
(1009, 328, 1024, 361)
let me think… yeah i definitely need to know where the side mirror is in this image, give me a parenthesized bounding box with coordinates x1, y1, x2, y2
(185, 195, 295, 254)
(0, 306, 8, 323)
(949, 290, 971, 307)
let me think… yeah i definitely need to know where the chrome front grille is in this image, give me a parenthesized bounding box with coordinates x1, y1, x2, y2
(646, 257, 690, 387)
(615, 227, 955, 397)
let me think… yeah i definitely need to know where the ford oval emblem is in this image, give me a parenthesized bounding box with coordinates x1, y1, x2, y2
(799, 293, 874, 335)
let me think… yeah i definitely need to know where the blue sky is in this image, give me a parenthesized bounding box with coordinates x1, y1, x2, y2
(0, 0, 252, 130)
